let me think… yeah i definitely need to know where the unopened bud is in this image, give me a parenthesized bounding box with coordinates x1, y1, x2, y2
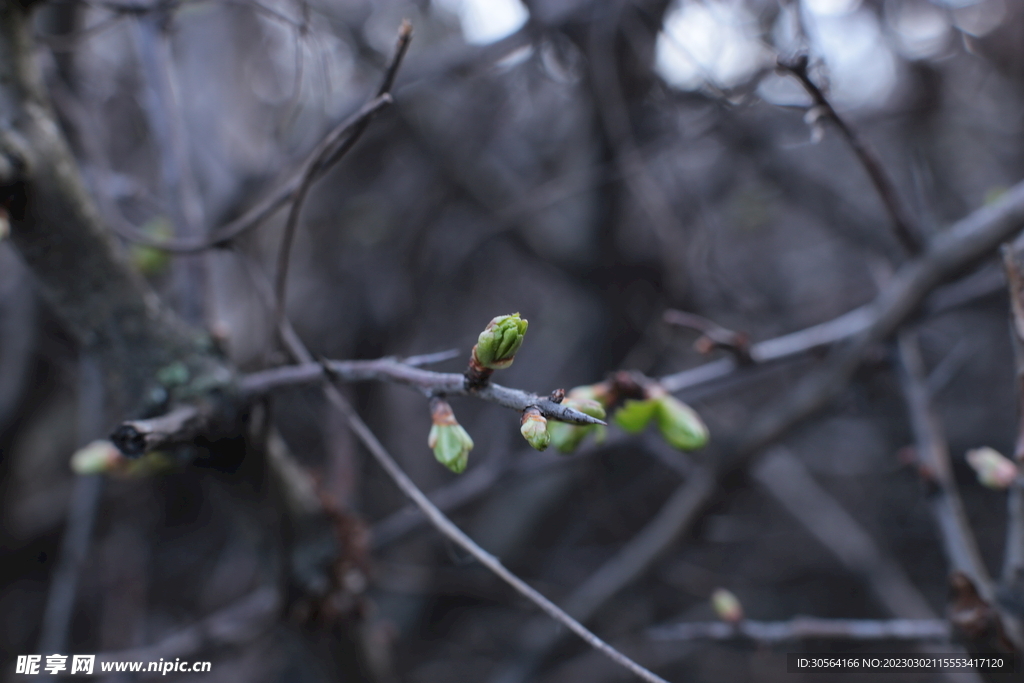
(655, 395, 709, 451)
(129, 216, 173, 276)
(966, 447, 1018, 490)
(70, 440, 123, 474)
(567, 383, 613, 410)
(711, 588, 743, 623)
(520, 408, 550, 451)
(548, 394, 608, 453)
(472, 313, 528, 371)
(429, 399, 473, 473)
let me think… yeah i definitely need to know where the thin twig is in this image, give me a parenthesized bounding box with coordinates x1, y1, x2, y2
(648, 617, 952, 643)
(779, 55, 922, 254)
(897, 330, 1024, 654)
(492, 180, 1024, 683)
(105, 94, 393, 253)
(230, 229, 668, 682)
(38, 355, 105, 654)
(110, 405, 205, 456)
(660, 179, 1024, 395)
(321, 379, 671, 683)
(663, 309, 752, 364)
(754, 447, 937, 618)
(96, 586, 279, 662)
(753, 447, 981, 683)
(371, 447, 512, 549)
(132, 9, 206, 323)
(897, 331, 994, 595)
(239, 359, 605, 426)
(272, 21, 412, 331)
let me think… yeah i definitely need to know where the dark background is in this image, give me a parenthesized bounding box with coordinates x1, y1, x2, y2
(2, 0, 1024, 681)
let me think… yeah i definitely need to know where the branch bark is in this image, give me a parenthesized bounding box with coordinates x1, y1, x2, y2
(649, 617, 951, 644)
(0, 0, 222, 411)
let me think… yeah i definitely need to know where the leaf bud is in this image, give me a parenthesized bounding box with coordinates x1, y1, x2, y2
(520, 407, 551, 451)
(711, 588, 743, 623)
(428, 399, 474, 473)
(966, 447, 1018, 490)
(472, 313, 528, 371)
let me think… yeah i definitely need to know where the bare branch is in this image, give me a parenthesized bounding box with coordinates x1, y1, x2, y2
(494, 180, 1024, 683)
(779, 55, 922, 254)
(663, 309, 752, 365)
(323, 381, 671, 683)
(897, 331, 1024, 655)
(238, 359, 606, 426)
(273, 21, 412, 329)
(660, 179, 1024, 395)
(754, 448, 937, 618)
(0, 0, 223, 408)
(96, 586, 279, 663)
(111, 405, 206, 456)
(106, 93, 393, 254)
(649, 617, 951, 644)
(898, 330, 993, 593)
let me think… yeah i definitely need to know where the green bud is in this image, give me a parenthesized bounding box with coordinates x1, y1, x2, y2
(711, 588, 743, 623)
(567, 383, 613, 410)
(130, 216, 173, 276)
(614, 398, 658, 433)
(70, 440, 123, 475)
(156, 361, 190, 387)
(429, 399, 473, 473)
(655, 395, 709, 451)
(429, 424, 474, 473)
(520, 408, 551, 451)
(966, 447, 1018, 490)
(71, 441, 175, 477)
(547, 421, 591, 453)
(473, 313, 528, 370)
(567, 396, 607, 420)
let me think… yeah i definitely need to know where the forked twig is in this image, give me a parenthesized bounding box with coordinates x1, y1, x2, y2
(273, 21, 412, 331)
(779, 55, 922, 255)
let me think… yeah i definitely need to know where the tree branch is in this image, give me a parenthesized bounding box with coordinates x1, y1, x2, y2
(897, 331, 993, 595)
(323, 380, 670, 683)
(649, 617, 951, 644)
(491, 179, 1024, 683)
(660, 180, 1024, 396)
(238, 359, 606, 426)
(0, 0, 223, 410)
(779, 55, 922, 254)
(273, 21, 411, 328)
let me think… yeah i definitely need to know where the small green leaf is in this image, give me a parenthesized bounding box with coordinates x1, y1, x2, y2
(655, 395, 709, 451)
(548, 421, 593, 454)
(614, 398, 658, 433)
